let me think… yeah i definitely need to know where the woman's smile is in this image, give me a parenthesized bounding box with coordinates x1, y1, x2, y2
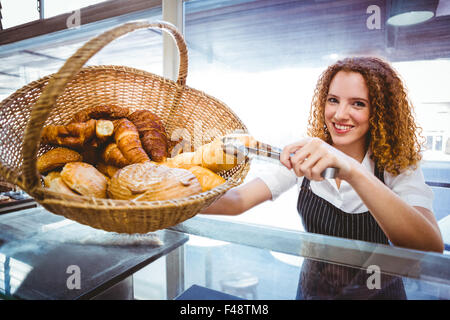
(332, 122, 354, 133)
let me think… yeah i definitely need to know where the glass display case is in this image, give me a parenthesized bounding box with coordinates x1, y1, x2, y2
(1, 206, 449, 300)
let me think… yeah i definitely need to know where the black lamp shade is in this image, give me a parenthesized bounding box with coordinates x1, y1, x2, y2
(387, 0, 439, 26)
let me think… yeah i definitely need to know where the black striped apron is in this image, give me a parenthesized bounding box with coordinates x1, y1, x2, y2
(296, 166, 407, 299)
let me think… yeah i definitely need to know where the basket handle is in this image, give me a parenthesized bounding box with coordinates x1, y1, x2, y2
(21, 21, 188, 193)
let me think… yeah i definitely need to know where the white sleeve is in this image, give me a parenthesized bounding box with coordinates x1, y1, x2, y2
(385, 164, 434, 212)
(256, 163, 297, 201)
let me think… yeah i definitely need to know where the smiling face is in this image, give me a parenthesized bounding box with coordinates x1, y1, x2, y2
(324, 70, 371, 158)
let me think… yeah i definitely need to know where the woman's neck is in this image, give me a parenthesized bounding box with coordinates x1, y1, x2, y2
(332, 143, 367, 163)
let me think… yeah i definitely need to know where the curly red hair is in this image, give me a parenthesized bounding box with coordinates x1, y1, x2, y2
(307, 57, 424, 176)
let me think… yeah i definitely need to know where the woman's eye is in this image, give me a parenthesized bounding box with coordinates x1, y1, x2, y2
(354, 101, 366, 107)
(328, 97, 338, 103)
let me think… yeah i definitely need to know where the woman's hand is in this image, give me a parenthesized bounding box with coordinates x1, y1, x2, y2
(279, 137, 358, 182)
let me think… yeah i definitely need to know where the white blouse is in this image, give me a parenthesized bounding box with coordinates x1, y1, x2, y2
(257, 151, 434, 214)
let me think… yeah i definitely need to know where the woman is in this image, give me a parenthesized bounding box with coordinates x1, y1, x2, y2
(202, 56, 443, 254)
(202, 57, 444, 299)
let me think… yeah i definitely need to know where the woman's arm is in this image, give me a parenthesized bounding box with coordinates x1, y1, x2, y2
(281, 138, 444, 253)
(200, 178, 272, 215)
(347, 167, 444, 253)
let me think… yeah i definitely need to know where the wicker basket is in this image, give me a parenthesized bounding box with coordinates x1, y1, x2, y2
(0, 21, 250, 234)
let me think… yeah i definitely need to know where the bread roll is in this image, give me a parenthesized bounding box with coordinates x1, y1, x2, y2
(60, 162, 108, 198)
(37, 147, 83, 173)
(43, 171, 79, 196)
(107, 161, 202, 201)
(163, 152, 197, 169)
(186, 166, 226, 192)
(193, 138, 239, 172)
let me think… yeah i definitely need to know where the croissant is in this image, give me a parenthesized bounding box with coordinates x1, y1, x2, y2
(101, 143, 130, 168)
(70, 105, 130, 123)
(113, 118, 150, 164)
(41, 119, 97, 149)
(37, 147, 83, 173)
(128, 110, 169, 162)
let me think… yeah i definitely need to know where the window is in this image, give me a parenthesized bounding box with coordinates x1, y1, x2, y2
(0, 0, 39, 29)
(184, 0, 450, 228)
(43, 0, 109, 19)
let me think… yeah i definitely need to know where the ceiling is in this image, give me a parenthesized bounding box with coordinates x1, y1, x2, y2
(1, 0, 450, 97)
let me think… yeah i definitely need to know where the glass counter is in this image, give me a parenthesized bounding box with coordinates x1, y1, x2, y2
(158, 215, 450, 300)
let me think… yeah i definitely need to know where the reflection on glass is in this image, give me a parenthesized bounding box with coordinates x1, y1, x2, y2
(0, 253, 34, 296)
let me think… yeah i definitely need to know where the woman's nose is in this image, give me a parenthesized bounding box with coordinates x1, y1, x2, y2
(334, 103, 350, 120)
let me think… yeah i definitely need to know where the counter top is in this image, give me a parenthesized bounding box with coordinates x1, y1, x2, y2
(0, 207, 188, 300)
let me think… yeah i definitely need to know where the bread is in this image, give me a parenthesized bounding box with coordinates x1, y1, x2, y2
(186, 166, 226, 192)
(107, 161, 202, 201)
(37, 147, 83, 173)
(101, 143, 130, 168)
(41, 119, 97, 150)
(193, 138, 239, 172)
(113, 118, 150, 164)
(60, 162, 108, 198)
(163, 152, 197, 169)
(43, 171, 62, 187)
(70, 105, 130, 123)
(128, 110, 169, 162)
(95, 119, 114, 143)
(44, 171, 79, 196)
(163, 138, 240, 173)
(96, 162, 120, 178)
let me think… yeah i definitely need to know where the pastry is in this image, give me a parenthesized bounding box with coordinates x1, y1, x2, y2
(101, 143, 130, 168)
(70, 105, 130, 123)
(60, 162, 108, 198)
(186, 165, 226, 192)
(128, 110, 169, 162)
(113, 118, 150, 164)
(41, 119, 97, 149)
(37, 147, 83, 173)
(107, 161, 202, 201)
(44, 171, 79, 196)
(96, 162, 120, 179)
